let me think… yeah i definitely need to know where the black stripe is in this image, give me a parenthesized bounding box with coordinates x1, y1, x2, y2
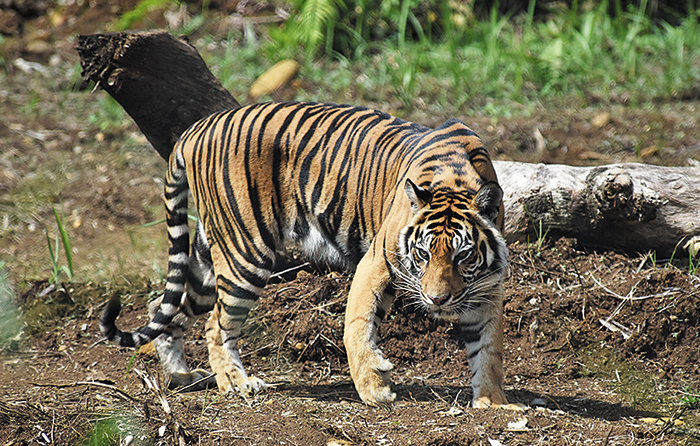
(454, 321, 486, 345)
(217, 275, 260, 301)
(468, 348, 481, 360)
(221, 302, 252, 317)
(376, 307, 386, 321)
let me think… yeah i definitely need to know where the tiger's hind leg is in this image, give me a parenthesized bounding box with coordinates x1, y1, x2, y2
(148, 296, 213, 390)
(152, 223, 218, 391)
(205, 248, 271, 396)
(206, 298, 268, 396)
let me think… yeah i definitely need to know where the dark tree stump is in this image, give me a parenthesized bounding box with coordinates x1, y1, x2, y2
(77, 30, 240, 160)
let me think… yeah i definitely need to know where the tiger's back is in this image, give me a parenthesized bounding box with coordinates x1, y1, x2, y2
(180, 102, 499, 273)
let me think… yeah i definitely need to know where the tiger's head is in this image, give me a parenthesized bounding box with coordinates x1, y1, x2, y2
(396, 179, 508, 321)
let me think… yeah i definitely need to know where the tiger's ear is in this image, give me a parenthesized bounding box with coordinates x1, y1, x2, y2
(475, 181, 503, 223)
(404, 179, 432, 213)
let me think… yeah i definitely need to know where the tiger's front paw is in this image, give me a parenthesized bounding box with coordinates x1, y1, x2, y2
(238, 376, 268, 395)
(215, 372, 268, 396)
(351, 354, 396, 406)
(472, 388, 524, 410)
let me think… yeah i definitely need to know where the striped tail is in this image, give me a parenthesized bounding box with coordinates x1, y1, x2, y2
(99, 148, 191, 348)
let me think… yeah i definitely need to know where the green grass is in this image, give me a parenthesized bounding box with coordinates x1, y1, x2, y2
(679, 387, 700, 409)
(0, 159, 68, 240)
(87, 96, 128, 134)
(113, 0, 180, 31)
(0, 261, 22, 350)
(81, 412, 149, 446)
(46, 206, 74, 284)
(199, 0, 700, 116)
(688, 246, 699, 276)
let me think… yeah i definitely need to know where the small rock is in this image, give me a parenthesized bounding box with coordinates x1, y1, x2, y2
(13, 58, 47, 75)
(444, 406, 463, 416)
(531, 397, 547, 407)
(249, 60, 300, 98)
(592, 112, 611, 127)
(639, 145, 658, 158)
(507, 417, 528, 431)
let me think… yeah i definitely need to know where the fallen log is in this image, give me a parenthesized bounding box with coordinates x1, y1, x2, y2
(495, 161, 699, 256)
(76, 30, 700, 257)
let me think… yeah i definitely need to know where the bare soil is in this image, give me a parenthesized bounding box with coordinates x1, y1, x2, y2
(1, 2, 700, 445)
(4, 241, 700, 445)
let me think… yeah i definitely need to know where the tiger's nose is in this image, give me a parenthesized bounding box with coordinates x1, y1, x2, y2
(427, 294, 450, 305)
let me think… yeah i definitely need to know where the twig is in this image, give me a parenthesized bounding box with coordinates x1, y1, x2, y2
(269, 262, 311, 280)
(319, 333, 341, 352)
(567, 258, 589, 319)
(601, 426, 613, 446)
(240, 342, 276, 358)
(428, 387, 450, 406)
(31, 380, 137, 401)
(654, 406, 687, 441)
(590, 275, 679, 302)
(296, 333, 321, 362)
(510, 259, 568, 279)
(599, 319, 633, 340)
(591, 273, 682, 339)
(134, 369, 191, 446)
(173, 373, 218, 394)
(303, 298, 345, 315)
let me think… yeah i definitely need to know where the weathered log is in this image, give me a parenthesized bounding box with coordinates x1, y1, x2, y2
(76, 30, 700, 257)
(495, 161, 700, 256)
(77, 30, 239, 160)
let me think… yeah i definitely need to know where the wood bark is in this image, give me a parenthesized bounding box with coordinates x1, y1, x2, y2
(77, 30, 239, 160)
(76, 30, 700, 257)
(494, 161, 699, 256)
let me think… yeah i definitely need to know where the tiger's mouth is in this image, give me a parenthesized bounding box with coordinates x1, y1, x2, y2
(422, 289, 496, 320)
(421, 296, 459, 319)
(429, 307, 461, 322)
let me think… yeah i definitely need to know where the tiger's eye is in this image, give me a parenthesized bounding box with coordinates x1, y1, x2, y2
(414, 247, 430, 262)
(454, 247, 473, 263)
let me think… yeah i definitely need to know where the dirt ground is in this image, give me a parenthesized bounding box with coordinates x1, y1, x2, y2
(2, 1, 700, 445)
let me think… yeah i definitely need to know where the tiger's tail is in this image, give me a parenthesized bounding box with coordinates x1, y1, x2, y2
(100, 147, 191, 348)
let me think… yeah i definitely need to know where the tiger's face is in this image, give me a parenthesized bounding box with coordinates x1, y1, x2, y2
(396, 180, 508, 321)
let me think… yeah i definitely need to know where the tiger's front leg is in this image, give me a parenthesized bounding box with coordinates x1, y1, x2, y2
(344, 259, 396, 405)
(454, 285, 513, 409)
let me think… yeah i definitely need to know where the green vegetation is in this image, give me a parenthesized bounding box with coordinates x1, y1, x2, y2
(46, 206, 74, 284)
(87, 96, 127, 134)
(0, 261, 22, 350)
(113, 0, 181, 31)
(200, 0, 700, 114)
(679, 387, 700, 409)
(529, 218, 550, 256)
(81, 412, 149, 446)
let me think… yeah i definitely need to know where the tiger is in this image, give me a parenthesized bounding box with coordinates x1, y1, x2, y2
(100, 101, 510, 408)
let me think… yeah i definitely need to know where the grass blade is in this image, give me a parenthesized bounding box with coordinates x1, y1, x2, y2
(52, 206, 73, 281)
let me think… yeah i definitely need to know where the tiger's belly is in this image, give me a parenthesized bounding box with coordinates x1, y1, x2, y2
(282, 222, 357, 273)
